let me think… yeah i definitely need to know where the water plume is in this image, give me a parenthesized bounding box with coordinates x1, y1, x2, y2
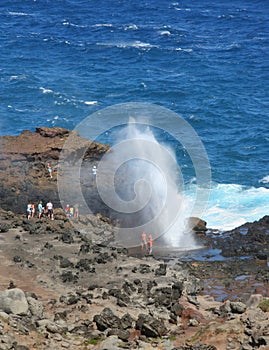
(96, 118, 199, 249)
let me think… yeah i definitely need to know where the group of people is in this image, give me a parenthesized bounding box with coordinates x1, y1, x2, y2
(65, 204, 79, 219)
(27, 200, 54, 220)
(141, 232, 153, 255)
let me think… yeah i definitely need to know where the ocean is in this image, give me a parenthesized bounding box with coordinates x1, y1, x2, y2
(1, 0, 268, 231)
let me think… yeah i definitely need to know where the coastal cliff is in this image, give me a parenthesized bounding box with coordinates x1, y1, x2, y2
(0, 127, 109, 214)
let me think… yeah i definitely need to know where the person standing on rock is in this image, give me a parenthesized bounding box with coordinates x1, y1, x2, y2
(46, 200, 54, 220)
(30, 203, 35, 218)
(148, 233, 153, 255)
(47, 163, 52, 178)
(74, 203, 79, 219)
(141, 232, 147, 251)
(26, 203, 32, 219)
(69, 206, 74, 218)
(37, 201, 43, 219)
(65, 204, 70, 217)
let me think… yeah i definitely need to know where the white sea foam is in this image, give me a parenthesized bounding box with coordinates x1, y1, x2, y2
(124, 24, 138, 30)
(8, 11, 31, 16)
(62, 21, 86, 28)
(159, 30, 171, 36)
(97, 40, 157, 49)
(40, 87, 53, 94)
(9, 75, 27, 81)
(93, 23, 113, 28)
(174, 47, 193, 52)
(198, 183, 269, 231)
(259, 175, 269, 184)
(84, 101, 98, 105)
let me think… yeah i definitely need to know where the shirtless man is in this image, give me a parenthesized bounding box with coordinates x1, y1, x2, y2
(141, 232, 147, 251)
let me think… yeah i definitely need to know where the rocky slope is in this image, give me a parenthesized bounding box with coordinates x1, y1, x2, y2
(0, 208, 268, 350)
(0, 128, 268, 350)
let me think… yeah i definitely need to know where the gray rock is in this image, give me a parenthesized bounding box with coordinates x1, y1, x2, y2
(46, 321, 66, 334)
(155, 263, 167, 276)
(0, 312, 9, 321)
(245, 294, 264, 309)
(170, 302, 183, 316)
(121, 313, 133, 329)
(220, 300, 231, 314)
(97, 335, 121, 350)
(230, 301, 247, 314)
(27, 296, 43, 318)
(107, 328, 130, 341)
(184, 276, 203, 295)
(0, 288, 28, 315)
(0, 223, 10, 233)
(0, 334, 14, 349)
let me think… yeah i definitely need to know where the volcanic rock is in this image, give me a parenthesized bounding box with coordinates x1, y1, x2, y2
(136, 313, 168, 337)
(0, 127, 109, 214)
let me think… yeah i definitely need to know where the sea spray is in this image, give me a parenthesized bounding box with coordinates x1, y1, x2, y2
(96, 119, 200, 248)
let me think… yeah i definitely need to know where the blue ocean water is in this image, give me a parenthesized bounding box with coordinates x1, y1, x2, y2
(1, 0, 268, 230)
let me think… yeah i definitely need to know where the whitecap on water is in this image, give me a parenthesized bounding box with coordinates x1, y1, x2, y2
(259, 175, 269, 184)
(199, 183, 269, 231)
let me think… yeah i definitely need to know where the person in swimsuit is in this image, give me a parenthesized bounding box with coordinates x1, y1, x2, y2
(148, 233, 153, 255)
(141, 232, 147, 251)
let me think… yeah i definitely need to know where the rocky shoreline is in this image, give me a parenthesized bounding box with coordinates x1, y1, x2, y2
(0, 128, 268, 350)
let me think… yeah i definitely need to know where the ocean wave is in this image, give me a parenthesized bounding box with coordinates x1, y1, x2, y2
(8, 11, 31, 16)
(259, 175, 269, 184)
(173, 7, 191, 11)
(62, 20, 87, 28)
(123, 24, 138, 31)
(96, 40, 157, 49)
(93, 23, 113, 28)
(158, 30, 171, 36)
(83, 101, 98, 106)
(9, 75, 28, 81)
(174, 47, 193, 52)
(185, 183, 269, 231)
(40, 87, 53, 94)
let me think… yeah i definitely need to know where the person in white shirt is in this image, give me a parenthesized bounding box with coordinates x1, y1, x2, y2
(46, 200, 54, 220)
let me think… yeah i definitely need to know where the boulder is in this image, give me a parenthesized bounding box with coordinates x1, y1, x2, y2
(187, 217, 207, 233)
(136, 314, 167, 337)
(26, 296, 43, 318)
(0, 288, 28, 315)
(230, 301, 247, 314)
(93, 307, 122, 331)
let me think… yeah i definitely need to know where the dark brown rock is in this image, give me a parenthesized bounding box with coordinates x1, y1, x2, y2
(93, 307, 122, 331)
(187, 217, 207, 233)
(0, 127, 109, 214)
(135, 314, 167, 337)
